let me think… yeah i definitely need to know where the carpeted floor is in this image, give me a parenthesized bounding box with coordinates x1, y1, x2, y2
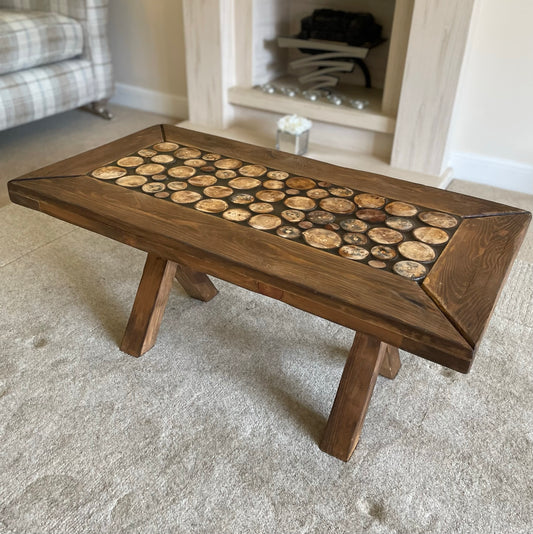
(0, 109, 532, 533)
(0, 104, 176, 208)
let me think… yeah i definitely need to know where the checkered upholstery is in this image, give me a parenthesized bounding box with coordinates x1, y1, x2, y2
(0, 10, 83, 75)
(0, 0, 113, 130)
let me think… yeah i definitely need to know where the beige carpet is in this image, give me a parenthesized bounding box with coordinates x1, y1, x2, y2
(0, 110, 532, 533)
(0, 104, 177, 208)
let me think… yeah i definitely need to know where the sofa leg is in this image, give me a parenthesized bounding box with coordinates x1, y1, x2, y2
(83, 100, 113, 120)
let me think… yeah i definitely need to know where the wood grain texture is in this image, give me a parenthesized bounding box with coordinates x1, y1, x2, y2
(423, 213, 531, 350)
(182, 0, 233, 128)
(174, 264, 218, 302)
(382, 0, 415, 116)
(161, 125, 521, 218)
(320, 332, 387, 462)
(7, 175, 473, 371)
(391, 0, 477, 175)
(120, 254, 177, 357)
(379, 345, 401, 379)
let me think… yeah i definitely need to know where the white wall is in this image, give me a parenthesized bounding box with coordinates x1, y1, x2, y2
(449, 0, 533, 193)
(107, 0, 188, 118)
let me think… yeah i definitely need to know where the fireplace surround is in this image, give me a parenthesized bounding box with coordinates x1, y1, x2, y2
(181, 0, 477, 185)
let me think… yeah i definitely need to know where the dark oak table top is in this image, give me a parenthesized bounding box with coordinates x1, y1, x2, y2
(8, 125, 531, 373)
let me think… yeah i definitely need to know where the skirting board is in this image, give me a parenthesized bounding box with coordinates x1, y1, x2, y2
(450, 152, 533, 195)
(110, 83, 189, 119)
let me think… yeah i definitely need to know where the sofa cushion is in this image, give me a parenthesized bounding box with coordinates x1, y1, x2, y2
(0, 9, 83, 75)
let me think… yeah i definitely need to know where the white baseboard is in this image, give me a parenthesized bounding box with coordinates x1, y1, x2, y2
(110, 82, 188, 119)
(450, 152, 533, 195)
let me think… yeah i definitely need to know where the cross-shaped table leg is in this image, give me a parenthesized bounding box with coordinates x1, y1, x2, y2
(120, 253, 217, 357)
(320, 332, 399, 461)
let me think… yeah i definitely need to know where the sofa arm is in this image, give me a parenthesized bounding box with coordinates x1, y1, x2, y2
(0, 0, 113, 101)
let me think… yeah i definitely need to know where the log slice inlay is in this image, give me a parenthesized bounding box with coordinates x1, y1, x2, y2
(89, 141, 463, 281)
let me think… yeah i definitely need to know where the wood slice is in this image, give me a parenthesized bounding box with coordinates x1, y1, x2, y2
(284, 196, 316, 211)
(398, 241, 436, 262)
(117, 156, 144, 167)
(325, 223, 340, 231)
(318, 181, 331, 187)
(413, 226, 450, 244)
(215, 170, 237, 179)
(175, 147, 202, 159)
(276, 226, 301, 239)
(339, 245, 369, 260)
(371, 245, 397, 260)
(202, 153, 222, 161)
(299, 221, 313, 229)
(354, 193, 386, 208)
(307, 188, 329, 199)
(307, 210, 336, 225)
(137, 163, 166, 176)
(154, 191, 170, 199)
(281, 209, 305, 222)
(329, 187, 354, 198)
(153, 142, 179, 152)
(168, 166, 196, 179)
(167, 181, 188, 190)
(222, 208, 251, 222)
(418, 211, 459, 228)
(248, 214, 282, 230)
(267, 170, 289, 180)
(204, 185, 233, 198)
(170, 191, 202, 204)
(368, 227, 403, 244)
(151, 154, 174, 164)
(386, 217, 414, 231)
(385, 201, 418, 217)
(393, 260, 427, 280)
(228, 177, 261, 190)
(263, 179, 285, 190)
(215, 158, 243, 170)
(239, 164, 267, 177)
(356, 209, 387, 223)
(255, 190, 285, 202)
(184, 158, 207, 168)
(188, 174, 217, 187)
(249, 202, 274, 213)
(200, 165, 216, 172)
(138, 148, 157, 157)
(368, 260, 386, 269)
(152, 174, 167, 181)
(303, 228, 342, 249)
(142, 182, 166, 193)
(195, 199, 228, 213)
(230, 193, 255, 204)
(340, 218, 369, 232)
(286, 189, 300, 195)
(115, 175, 147, 188)
(286, 177, 316, 190)
(319, 197, 356, 215)
(91, 166, 127, 180)
(343, 232, 368, 245)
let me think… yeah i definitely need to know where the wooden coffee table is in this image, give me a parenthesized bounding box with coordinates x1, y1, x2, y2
(8, 125, 530, 461)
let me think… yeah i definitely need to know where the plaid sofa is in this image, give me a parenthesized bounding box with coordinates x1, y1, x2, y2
(0, 0, 113, 131)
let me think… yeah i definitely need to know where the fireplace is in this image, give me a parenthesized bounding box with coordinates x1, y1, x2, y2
(181, 0, 477, 184)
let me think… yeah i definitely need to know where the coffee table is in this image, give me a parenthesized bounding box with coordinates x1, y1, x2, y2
(8, 125, 530, 461)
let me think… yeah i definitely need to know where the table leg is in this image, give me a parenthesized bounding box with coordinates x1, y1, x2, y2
(320, 332, 387, 461)
(120, 254, 178, 357)
(379, 345, 401, 379)
(174, 263, 218, 302)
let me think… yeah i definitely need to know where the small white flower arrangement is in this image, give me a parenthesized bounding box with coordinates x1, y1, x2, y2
(277, 114, 312, 136)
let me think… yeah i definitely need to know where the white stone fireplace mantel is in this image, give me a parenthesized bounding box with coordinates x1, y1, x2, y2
(180, 0, 477, 187)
